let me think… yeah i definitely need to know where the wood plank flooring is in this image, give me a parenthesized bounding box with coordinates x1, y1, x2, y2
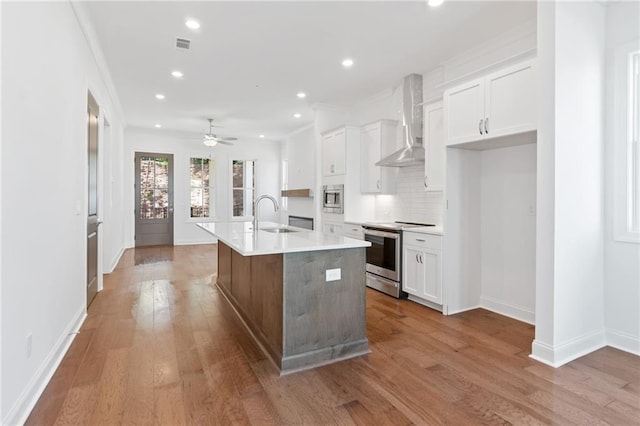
(26, 244, 640, 425)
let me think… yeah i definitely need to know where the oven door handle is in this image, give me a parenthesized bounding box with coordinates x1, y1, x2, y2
(364, 229, 400, 239)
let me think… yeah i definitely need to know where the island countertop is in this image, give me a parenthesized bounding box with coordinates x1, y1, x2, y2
(197, 221, 370, 256)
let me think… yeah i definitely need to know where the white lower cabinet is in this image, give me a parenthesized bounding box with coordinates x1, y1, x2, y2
(402, 232, 442, 304)
(343, 223, 364, 240)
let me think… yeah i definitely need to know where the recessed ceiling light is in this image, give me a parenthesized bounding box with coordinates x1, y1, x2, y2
(259, 134, 265, 138)
(428, 0, 444, 7)
(342, 58, 354, 68)
(293, 113, 301, 119)
(296, 92, 307, 99)
(185, 19, 200, 30)
(155, 93, 165, 100)
(154, 124, 162, 128)
(171, 70, 183, 78)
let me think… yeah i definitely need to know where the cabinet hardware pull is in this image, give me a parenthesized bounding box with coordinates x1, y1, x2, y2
(416, 238, 426, 242)
(377, 180, 380, 190)
(484, 118, 489, 134)
(416, 253, 420, 263)
(419, 254, 423, 264)
(330, 164, 335, 173)
(479, 119, 484, 135)
(424, 176, 428, 189)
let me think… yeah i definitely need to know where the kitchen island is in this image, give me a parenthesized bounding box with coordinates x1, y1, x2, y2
(198, 222, 370, 374)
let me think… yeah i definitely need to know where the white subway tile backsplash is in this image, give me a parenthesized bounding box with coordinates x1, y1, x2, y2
(375, 165, 444, 225)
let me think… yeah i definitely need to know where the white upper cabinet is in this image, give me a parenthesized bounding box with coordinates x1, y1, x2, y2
(424, 102, 444, 192)
(444, 60, 536, 146)
(360, 120, 397, 193)
(322, 128, 346, 176)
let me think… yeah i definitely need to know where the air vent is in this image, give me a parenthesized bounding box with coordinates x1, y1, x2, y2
(175, 38, 191, 51)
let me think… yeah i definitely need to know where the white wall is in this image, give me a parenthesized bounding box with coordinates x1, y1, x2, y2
(1, 2, 126, 423)
(603, 1, 640, 354)
(533, 1, 606, 367)
(124, 128, 281, 246)
(281, 125, 316, 225)
(480, 144, 537, 323)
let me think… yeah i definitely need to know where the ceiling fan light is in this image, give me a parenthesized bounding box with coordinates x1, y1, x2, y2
(203, 135, 218, 147)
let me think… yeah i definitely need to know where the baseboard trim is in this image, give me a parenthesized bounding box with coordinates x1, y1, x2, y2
(606, 328, 640, 356)
(480, 296, 535, 325)
(530, 328, 607, 368)
(2, 305, 86, 426)
(444, 304, 481, 316)
(106, 247, 125, 273)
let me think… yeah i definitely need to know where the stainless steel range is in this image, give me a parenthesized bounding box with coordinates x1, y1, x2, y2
(363, 221, 435, 298)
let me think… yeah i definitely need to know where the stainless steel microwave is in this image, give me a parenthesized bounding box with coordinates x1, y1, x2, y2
(322, 184, 344, 214)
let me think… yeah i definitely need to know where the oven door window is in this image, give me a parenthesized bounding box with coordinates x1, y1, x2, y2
(365, 234, 397, 272)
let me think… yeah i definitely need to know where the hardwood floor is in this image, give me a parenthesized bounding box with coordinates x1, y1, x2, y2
(26, 244, 640, 425)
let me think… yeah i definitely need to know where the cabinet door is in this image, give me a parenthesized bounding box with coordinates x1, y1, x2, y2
(485, 60, 536, 138)
(444, 78, 484, 146)
(420, 248, 442, 304)
(322, 129, 346, 176)
(424, 102, 444, 192)
(360, 124, 382, 193)
(322, 132, 335, 177)
(402, 246, 423, 297)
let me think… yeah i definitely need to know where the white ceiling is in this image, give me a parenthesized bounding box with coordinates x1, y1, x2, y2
(80, 1, 536, 142)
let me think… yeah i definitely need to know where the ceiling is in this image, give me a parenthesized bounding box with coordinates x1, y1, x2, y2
(79, 1, 536, 142)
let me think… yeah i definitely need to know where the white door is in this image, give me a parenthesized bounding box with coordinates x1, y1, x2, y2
(87, 93, 99, 307)
(420, 249, 442, 304)
(484, 61, 537, 138)
(402, 246, 423, 297)
(360, 124, 381, 193)
(424, 102, 444, 191)
(444, 78, 484, 145)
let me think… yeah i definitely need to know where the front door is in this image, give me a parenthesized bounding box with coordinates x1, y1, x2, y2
(135, 152, 174, 246)
(87, 93, 99, 307)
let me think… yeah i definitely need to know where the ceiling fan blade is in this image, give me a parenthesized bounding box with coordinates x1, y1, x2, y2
(219, 137, 237, 141)
(216, 140, 235, 146)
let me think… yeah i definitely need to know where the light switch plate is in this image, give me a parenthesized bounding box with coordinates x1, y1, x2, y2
(326, 268, 341, 282)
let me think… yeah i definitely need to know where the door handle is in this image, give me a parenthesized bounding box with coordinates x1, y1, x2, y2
(97, 220, 103, 226)
(479, 119, 484, 135)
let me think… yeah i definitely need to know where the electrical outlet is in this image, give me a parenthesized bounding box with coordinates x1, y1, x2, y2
(26, 333, 32, 358)
(326, 268, 341, 282)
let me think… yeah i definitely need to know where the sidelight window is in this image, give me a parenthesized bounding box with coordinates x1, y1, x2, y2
(190, 157, 214, 218)
(232, 160, 256, 218)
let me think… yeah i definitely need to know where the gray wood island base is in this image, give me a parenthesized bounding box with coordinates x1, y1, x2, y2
(216, 241, 370, 374)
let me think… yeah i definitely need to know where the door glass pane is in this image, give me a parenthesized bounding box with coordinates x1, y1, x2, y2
(140, 190, 153, 219)
(232, 160, 244, 187)
(140, 157, 154, 189)
(154, 189, 168, 219)
(155, 157, 169, 189)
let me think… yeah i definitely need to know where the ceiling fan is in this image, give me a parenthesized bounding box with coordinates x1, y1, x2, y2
(201, 118, 237, 147)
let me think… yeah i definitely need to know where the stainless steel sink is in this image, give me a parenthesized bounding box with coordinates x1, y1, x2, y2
(262, 227, 298, 234)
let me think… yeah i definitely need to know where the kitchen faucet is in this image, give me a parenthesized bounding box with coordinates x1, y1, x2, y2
(253, 194, 279, 231)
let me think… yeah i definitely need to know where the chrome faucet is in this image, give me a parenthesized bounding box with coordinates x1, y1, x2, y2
(253, 194, 279, 231)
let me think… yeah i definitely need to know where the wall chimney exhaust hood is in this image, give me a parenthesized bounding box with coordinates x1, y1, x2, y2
(376, 73, 424, 167)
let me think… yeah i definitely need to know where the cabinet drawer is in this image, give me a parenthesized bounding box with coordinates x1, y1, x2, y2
(343, 224, 364, 240)
(403, 232, 442, 250)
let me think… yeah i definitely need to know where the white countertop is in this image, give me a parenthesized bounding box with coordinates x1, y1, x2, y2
(197, 221, 370, 256)
(344, 221, 444, 236)
(403, 225, 444, 236)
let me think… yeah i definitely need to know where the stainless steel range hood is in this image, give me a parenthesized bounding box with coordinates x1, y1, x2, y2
(375, 73, 424, 167)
